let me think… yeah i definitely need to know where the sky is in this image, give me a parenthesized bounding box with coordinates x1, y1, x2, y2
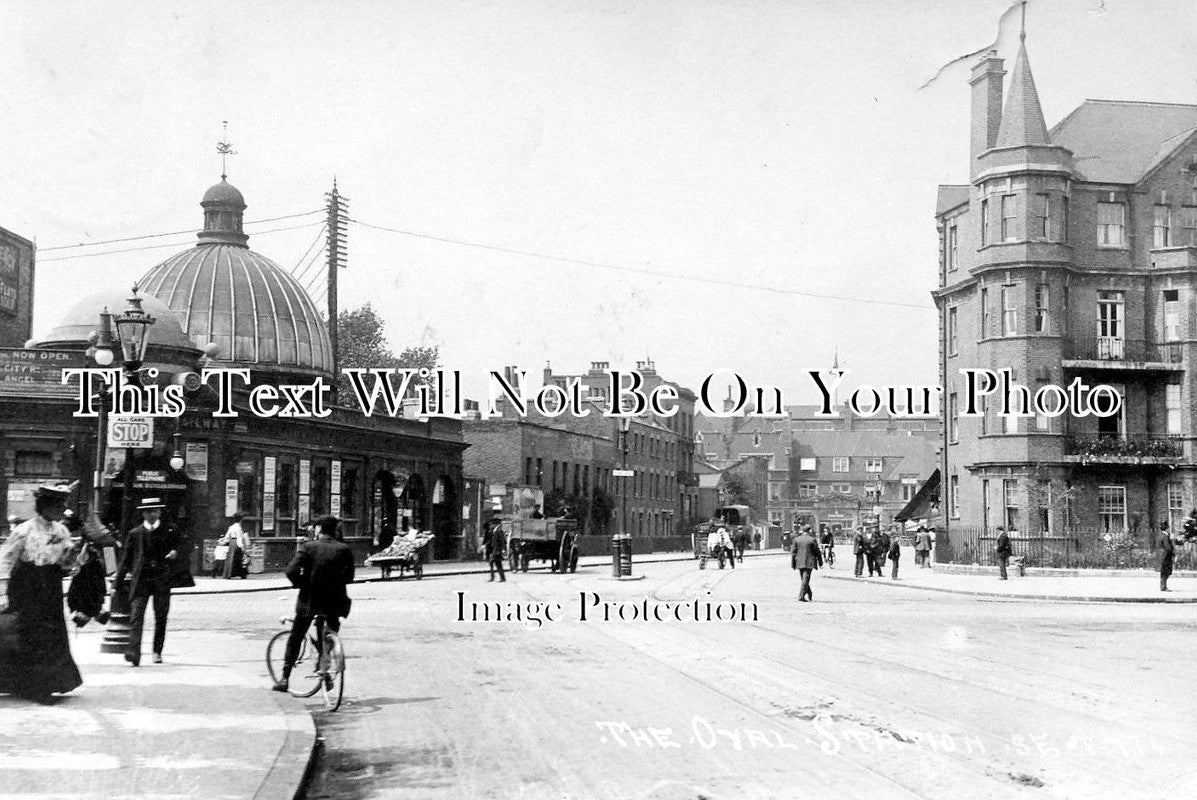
(4, 0, 1197, 407)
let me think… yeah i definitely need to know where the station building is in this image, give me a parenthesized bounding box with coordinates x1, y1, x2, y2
(0, 179, 466, 571)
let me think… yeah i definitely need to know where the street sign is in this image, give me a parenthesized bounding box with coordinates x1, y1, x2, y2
(107, 416, 154, 449)
(613, 469, 635, 477)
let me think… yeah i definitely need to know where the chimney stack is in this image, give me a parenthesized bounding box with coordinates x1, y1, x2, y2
(969, 51, 1005, 180)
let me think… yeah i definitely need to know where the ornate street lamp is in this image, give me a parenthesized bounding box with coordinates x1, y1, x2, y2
(112, 284, 157, 376)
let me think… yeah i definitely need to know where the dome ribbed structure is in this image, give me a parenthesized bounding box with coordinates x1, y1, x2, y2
(138, 180, 332, 376)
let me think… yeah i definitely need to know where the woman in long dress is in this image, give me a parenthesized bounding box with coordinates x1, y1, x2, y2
(0, 483, 85, 702)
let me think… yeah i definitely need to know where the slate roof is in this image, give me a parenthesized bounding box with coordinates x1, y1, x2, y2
(994, 41, 1050, 148)
(936, 185, 970, 217)
(1050, 99, 1197, 183)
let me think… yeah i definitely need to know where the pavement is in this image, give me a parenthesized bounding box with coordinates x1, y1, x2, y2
(9, 545, 1192, 800)
(0, 625, 315, 800)
(182, 545, 1196, 604)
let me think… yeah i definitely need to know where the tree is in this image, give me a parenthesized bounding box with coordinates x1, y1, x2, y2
(335, 303, 439, 400)
(721, 473, 754, 510)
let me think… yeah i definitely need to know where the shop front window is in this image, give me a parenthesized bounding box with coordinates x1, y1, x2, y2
(235, 454, 260, 535)
(341, 462, 361, 537)
(275, 460, 297, 538)
(311, 460, 330, 518)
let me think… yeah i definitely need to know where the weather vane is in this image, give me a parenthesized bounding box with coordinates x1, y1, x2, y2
(216, 120, 236, 180)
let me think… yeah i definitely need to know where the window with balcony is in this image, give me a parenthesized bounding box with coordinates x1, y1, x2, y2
(1098, 202, 1125, 246)
(832, 457, 849, 473)
(1163, 289, 1181, 342)
(1035, 284, 1049, 334)
(1001, 285, 1017, 336)
(1098, 485, 1127, 533)
(1182, 207, 1197, 246)
(1001, 195, 1018, 241)
(1167, 383, 1182, 435)
(1094, 384, 1125, 438)
(1154, 205, 1172, 247)
(1097, 291, 1125, 358)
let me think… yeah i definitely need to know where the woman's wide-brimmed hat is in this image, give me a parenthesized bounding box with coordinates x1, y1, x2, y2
(137, 497, 166, 511)
(35, 481, 76, 500)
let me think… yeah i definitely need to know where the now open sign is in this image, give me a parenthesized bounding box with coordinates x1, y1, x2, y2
(107, 416, 155, 449)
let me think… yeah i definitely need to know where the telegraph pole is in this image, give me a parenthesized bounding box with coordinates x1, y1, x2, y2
(325, 179, 349, 378)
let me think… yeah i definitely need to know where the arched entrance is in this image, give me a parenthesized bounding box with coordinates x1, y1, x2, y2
(370, 469, 398, 550)
(430, 476, 458, 560)
(399, 474, 427, 534)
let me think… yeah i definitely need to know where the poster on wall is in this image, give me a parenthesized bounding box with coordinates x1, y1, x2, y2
(299, 459, 310, 496)
(262, 456, 276, 532)
(184, 442, 208, 482)
(224, 479, 238, 517)
(330, 460, 342, 516)
(299, 494, 310, 524)
(102, 448, 126, 480)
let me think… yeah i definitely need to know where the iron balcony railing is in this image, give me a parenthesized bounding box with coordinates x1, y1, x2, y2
(1063, 433, 1183, 459)
(1063, 336, 1183, 364)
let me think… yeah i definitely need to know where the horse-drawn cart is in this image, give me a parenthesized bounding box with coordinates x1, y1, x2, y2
(507, 517, 581, 573)
(365, 532, 433, 579)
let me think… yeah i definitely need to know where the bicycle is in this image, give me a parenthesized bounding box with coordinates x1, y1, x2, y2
(266, 614, 345, 711)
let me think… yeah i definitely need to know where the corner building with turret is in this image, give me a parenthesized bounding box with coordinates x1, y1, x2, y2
(935, 33, 1197, 541)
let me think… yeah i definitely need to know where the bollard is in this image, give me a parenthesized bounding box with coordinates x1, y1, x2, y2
(99, 582, 133, 654)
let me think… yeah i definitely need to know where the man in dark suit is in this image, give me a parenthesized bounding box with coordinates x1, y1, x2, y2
(1159, 521, 1177, 592)
(113, 497, 193, 666)
(273, 515, 355, 692)
(914, 526, 933, 568)
(483, 511, 506, 582)
(995, 525, 1012, 580)
(852, 528, 866, 577)
(792, 527, 823, 601)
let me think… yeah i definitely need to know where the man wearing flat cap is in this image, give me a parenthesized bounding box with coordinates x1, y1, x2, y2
(114, 497, 193, 666)
(274, 515, 354, 692)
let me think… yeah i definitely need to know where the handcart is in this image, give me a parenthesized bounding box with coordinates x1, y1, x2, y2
(365, 532, 434, 579)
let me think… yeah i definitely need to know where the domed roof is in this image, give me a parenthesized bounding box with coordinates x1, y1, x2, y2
(39, 289, 196, 352)
(139, 244, 333, 376)
(202, 178, 245, 208)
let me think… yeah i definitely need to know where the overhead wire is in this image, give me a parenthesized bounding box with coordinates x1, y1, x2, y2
(291, 224, 328, 283)
(346, 217, 932, 310)
(39, 220, 325, 263)
(38, 209, 324, 252)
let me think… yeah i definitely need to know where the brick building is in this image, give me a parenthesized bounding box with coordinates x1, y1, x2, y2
(934, 32, 1197, 538)
(543, 360, 697, 536)
(0, 226, 35, 349)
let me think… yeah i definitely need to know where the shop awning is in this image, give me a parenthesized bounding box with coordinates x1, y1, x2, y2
(894, 469, 939, 522)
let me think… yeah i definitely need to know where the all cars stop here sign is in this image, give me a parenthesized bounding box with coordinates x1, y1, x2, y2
(107, 416, 155, 449)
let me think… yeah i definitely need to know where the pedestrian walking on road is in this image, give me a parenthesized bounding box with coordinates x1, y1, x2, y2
(791, 527, 823, 601)
(877, 528, 891, 569)
(0, 482, 86, 702)
(1159, 521, 1177, 592)
(853, 528, 866, 577)
(995, 525, 1012, 580)
(483, 512, 506, 582)
(865, 530, 882, 577)
(914, 526, 933, 568)
(114, 497, 193, 667)
(889, 536, 901, 580)
(273, 515, 354, 693)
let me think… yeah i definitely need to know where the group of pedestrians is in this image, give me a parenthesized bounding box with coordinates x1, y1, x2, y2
(852, 526, 903, 580)
(0, 480, 356, 703)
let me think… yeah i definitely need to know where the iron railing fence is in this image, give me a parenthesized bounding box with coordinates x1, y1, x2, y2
(935, 526, 1197, 570)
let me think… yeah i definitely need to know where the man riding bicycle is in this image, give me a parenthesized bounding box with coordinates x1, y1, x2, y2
(818, 527, 835, 567)
(272, 515, 355, 693)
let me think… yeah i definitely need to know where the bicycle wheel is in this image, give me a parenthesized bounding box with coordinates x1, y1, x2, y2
(319, 631, 345, 711)
(265, 630, 290, 685)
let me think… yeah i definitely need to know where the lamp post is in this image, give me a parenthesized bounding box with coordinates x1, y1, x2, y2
(99, 285, 157, 655)
(612, 416, 632, 578)
(85, 309, 116, 517)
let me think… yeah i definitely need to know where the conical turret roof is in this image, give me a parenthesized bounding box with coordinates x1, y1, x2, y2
(995, 39, 1050, 148)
